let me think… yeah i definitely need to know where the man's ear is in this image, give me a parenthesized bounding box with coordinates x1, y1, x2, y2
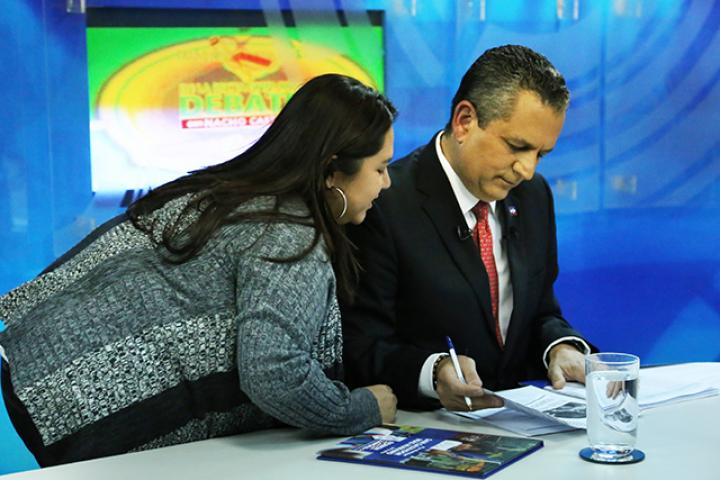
(451, 100, 477, 143)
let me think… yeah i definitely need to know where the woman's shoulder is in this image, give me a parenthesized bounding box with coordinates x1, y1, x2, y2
(223, 196, 325, 260)
(237, 195, 310, 217)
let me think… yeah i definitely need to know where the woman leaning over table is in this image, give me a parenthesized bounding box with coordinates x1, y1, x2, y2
(0, 74, 397, 467)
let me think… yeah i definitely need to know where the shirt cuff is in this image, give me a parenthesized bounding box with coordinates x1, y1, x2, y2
(543, 336, 590, 369)
(418, 353, 447, 399)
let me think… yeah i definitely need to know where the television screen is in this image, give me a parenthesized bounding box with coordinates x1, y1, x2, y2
(86, 8, 385, 204)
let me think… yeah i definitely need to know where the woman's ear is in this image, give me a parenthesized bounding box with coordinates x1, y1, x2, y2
(325, 173, 336, 190)
(325, 155, 340, 189)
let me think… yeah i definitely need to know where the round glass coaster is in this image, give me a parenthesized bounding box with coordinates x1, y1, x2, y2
(579, 448, 645, 464)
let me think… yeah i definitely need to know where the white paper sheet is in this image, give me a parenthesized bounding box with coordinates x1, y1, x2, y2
(453, 363, 720, 436)
(547, 362, 720, 409)
(455, 386, 587, 436)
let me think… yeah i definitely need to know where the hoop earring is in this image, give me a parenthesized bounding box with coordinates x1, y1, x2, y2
(331, 186, 348, 220)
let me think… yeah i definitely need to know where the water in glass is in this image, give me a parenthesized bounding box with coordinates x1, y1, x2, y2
(586, 369, 639, 460)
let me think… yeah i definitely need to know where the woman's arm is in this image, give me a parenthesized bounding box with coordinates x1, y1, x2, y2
(234, 222, 381, 435)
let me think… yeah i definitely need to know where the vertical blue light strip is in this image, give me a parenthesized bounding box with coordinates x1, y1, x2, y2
(598, 2, 608, 209)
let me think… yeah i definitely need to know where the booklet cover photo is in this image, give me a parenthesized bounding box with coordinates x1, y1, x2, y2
(317, 424, 543, 478)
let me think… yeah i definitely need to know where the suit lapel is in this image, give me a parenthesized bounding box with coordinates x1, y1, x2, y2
(498, 191, 528, 354)
(415, 138, 496, 333)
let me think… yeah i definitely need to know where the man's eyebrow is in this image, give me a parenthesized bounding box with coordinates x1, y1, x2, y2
(504, 136, 554, 155)
(503, 136, 535, 148)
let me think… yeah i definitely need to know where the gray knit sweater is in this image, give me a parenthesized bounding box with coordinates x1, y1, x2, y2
(0, 195, 380, 465)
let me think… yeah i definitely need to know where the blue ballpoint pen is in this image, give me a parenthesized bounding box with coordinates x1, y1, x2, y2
(445, 336, 473, 410)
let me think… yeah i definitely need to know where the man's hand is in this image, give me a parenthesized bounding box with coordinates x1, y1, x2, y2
(547, 343, 586, 389)
(435, 355, 504, 411)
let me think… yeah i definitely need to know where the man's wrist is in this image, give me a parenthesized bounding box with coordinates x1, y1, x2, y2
(553, 340, 585, 355)
(419, 353, 448, 399)
(543, 337, 590, 368)
(432, 354, 450, 391)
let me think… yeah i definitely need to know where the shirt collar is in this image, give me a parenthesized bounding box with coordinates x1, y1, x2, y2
(434, 131, 497, 217)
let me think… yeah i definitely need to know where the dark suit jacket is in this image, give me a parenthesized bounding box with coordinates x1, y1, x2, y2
(341, 136, 591, 410)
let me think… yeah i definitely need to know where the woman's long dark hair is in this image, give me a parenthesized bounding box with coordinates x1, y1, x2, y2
(128, 74, 396, 302)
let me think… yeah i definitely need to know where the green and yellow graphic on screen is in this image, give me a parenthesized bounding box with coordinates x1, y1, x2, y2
(87, 24, 384, 195)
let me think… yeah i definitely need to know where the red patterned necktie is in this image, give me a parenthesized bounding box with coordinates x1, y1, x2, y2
(471, 202, 503, 347)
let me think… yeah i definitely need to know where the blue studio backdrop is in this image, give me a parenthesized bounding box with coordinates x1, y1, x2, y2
(1, 0, 719, 474)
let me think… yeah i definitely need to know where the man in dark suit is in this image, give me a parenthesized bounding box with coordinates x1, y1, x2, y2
(341, 45, 593, 411)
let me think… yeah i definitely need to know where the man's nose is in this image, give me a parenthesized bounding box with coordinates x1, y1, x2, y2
(513, 154, 538, 181)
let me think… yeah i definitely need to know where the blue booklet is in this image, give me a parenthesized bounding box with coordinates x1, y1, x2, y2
(317, 424, 543, 478)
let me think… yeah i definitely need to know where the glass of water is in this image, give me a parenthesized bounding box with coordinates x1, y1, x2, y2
(580, 353, 644, 464)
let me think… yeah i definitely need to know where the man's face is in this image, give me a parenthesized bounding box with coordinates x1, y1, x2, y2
(449, 90, 566, 202)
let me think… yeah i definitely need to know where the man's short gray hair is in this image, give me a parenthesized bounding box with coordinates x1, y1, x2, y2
(445, 45, 570, 131)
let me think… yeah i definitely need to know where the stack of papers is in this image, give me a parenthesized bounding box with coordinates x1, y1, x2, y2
(455, 362, 720, 436)
(456, 386, 586, 436)
(547, 362, 720, 410)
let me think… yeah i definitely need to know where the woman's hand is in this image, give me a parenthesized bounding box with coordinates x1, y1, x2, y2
(365, 384, 398, 423)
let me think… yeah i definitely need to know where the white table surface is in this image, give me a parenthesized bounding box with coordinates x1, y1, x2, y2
(4, 394, 719, 480)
